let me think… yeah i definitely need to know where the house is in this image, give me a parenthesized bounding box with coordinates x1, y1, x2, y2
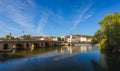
(33, 37, 42, 40)
(67, 34, 92, 43)
(44, 37, 53, 41)
(67, 34, 80, 43)
(80, 36, 87, 42)
(87, 38, 92, 42)
(52, 37, 58, 41)
(33, 37, 58, 41)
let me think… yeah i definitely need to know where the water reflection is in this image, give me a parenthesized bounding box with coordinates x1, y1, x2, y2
(0, 53, 24, 63)
(0, 45, 96, 62)
(54, 45, 94, 61)
(0, 45, 97, 61)
(0, 47, 61, 62)
(0, 45, 119, 71)
(60, 45, 92, 54)
(0, 45, 99, 71)
(99, 51, 120, 71)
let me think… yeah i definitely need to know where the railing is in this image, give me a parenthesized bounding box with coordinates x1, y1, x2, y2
(0, 40, 60, 43)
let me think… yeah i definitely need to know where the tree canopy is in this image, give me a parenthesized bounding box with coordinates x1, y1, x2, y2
(94, 12, 120, 49)
(21, 35, 31, 40)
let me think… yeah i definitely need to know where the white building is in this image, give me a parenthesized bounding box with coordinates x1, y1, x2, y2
(52, 37, 58, 41)
(80, 36, 87, 42)
(67, 34, 92, 43)
(67, 34, 79, 43)
(67, 38, 71, 43)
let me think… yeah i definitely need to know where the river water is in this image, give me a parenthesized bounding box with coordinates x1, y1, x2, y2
(0, 44, 120, 71)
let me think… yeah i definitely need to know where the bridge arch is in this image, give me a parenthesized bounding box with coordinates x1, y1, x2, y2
(26, 43, 29, 47)
(32, 43, 40, 48)
(15, 44, 24, 50)
(3, 44, 9, 49)
(45, 42, 49, 47)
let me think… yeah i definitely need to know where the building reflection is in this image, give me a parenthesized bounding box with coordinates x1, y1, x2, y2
(55, 45, 93, 61)
(60, 45, 92, 55)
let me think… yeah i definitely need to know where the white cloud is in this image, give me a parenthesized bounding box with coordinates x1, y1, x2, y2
(0, 0, 94, 36)
(67, 1, 94, 33)
(0, 21, 21, 36)
(0, 0, 66, 36)
(84, 14, 92, 20)
(26, 0, 36, 7)
(37, 14, 49, 34)
(0, 0, 40, 36)
(35, 8, 66, 36)
(0, 0, 36, 28)
(49, 11, 66, 24)
(73, 2, 93, 26)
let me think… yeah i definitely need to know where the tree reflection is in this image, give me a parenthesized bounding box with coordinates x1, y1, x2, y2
(91, 60, 104, 71)
(99, 50, 120, 71)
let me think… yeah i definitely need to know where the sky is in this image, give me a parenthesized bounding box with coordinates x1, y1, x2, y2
(0, 0, 120, 37)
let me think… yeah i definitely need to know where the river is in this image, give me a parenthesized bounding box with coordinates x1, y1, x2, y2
(0, 44, 119, 71)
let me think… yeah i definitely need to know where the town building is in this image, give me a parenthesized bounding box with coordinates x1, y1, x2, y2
(67, 34, 92, 43)
(33, 37, 58, 41)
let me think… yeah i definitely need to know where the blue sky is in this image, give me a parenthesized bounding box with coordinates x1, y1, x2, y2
(0, 0, 120, 37)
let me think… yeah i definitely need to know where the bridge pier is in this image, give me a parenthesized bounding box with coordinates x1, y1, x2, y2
(41, 42, 45, 47)
(38, 43, 41, 47)
(0, 44, 3, 51)
(24, 43, 31, 49)
(48, 42, 54, 47)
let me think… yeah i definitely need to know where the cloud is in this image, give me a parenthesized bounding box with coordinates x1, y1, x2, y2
(0, 0, 94, 36)
(49, 11, 66, 25)
(0, 21, 21, 36)
(84, 14, 92, 20)
(26, 0, 36, 7)
(0, 0, 66, 36)
(0, 0, 36, 28)
(73, 2, 93, 26)
(37, 13, 49, 34)
(0, 0, 41, 36)
(67, 1, 94, 34)
(35, 7, 66, 36)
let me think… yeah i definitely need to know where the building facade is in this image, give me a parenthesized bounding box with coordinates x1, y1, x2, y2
(67, 34, 92, 43)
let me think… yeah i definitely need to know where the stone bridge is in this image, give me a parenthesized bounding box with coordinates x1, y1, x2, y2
(0, 40, 62, 51)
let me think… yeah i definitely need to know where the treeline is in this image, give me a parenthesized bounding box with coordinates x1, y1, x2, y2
(92, 12, 120, 51)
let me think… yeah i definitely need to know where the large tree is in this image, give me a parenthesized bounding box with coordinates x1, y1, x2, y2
(95, 12, 120, 49)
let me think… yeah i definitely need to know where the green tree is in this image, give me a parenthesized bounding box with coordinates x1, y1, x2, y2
(95, 12, 120, 50)
(92, 30, 104, 44)
(6, 35, 11, 40)
(57, 37, 61, 41)
(22, 35, 31, 40)
(6, 33, 14, 40)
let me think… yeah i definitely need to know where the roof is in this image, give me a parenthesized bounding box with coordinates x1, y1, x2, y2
(44, 37, 53, 41)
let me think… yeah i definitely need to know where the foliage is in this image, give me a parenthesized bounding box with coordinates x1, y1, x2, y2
(95, 12, 120, 49)
(92, 29, 104, 44)
(21, 35, 31, 40)
(6, 35, 14, 40)
(57, 37, 65, 41)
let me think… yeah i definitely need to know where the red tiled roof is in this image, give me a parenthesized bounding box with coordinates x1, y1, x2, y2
(44, 37, 53, 40)
(33, 37, 40, 40)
